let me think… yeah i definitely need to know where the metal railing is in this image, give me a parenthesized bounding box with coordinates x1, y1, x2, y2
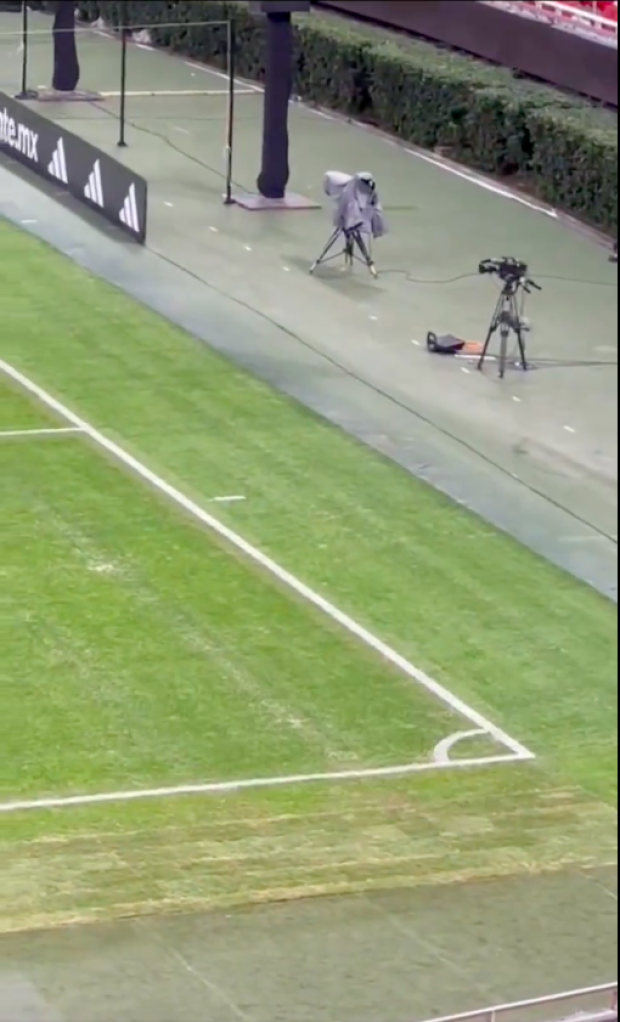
(415, 982, 618, 1022)
(528, 0, 618, 30)
(489, 0, 619, 40)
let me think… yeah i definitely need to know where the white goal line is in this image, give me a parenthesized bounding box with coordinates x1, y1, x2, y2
(0, 426, 84, 439)
(0, 746, 526, 815)
(0, 358, 536, 766)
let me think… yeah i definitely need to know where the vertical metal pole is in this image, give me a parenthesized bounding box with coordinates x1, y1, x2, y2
(118, 7, 129, 147)
(223, 18, 235, 205)
(15, 1, 38, 100)
(19, 0, 28, 95)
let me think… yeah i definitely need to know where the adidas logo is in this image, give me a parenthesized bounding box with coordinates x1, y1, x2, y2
(84, 160, 104, 207)
(119, 184, 140, 234)
(47, 139, 68, 183)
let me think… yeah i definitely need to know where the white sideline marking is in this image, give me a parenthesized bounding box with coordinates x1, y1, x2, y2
(0, 751, 524, 815)
(0, 359, 535, 766)
(303, 106, 561, 219)
(0, 426, 83, 439)
(399, 142, 559, 217)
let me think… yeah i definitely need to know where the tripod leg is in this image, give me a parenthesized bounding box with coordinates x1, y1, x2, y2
(515, 326, 528, 371)
(352, 230, 378, 277)
(505, 294, 528, 371)
(310, 228, 342, 274)
(498, 323, 509, 379)
(477, 293, 504, 371)
(512, 296, 528, 371)
(477, 322, 496, 372)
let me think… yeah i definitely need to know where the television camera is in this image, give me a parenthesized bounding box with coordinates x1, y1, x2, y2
(309, 171, 387, 277)
(477, 257, 541, 376)
(478, 256, 529, 283)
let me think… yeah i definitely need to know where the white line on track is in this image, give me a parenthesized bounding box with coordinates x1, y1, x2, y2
(0, 359, 535, 802)
(100, 89, 254, 98)
(183, 59, 263, 94)
(0, 426, 83, 439)
(0, 750, 525, 815)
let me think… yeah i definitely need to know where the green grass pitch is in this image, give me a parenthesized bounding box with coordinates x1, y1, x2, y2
(0, 219, 617, 933)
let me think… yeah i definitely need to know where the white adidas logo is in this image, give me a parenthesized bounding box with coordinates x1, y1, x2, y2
(84, 160, 104, 207)
(47, 139, 68, 184)
(119, 184, 140, 234)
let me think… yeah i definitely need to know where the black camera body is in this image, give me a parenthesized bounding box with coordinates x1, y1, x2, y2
(479, 257, 528, 283)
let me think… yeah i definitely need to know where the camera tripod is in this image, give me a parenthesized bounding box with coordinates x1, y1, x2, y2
(477, 278, 532, 378)
(309, 224, 378, 277)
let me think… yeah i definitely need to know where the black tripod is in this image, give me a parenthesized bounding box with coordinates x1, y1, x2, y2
(310, 224, 378, 277)
(477, 277, 538, 378)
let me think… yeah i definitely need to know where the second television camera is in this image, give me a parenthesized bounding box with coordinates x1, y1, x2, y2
(476, 255, 542, 377)
(478, 256, 529, 284)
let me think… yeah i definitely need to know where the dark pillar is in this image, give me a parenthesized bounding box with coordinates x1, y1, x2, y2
(256, 12, 293, 200)
(51, 0, 80, 92)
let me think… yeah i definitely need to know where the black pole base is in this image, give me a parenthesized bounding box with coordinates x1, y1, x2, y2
(14, 89, 39, 100)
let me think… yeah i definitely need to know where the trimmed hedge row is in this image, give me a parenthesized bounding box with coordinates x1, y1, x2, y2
(78, 0, 617, 232)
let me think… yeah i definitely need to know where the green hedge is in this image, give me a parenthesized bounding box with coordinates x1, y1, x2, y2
(78, 0, 617, 233)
